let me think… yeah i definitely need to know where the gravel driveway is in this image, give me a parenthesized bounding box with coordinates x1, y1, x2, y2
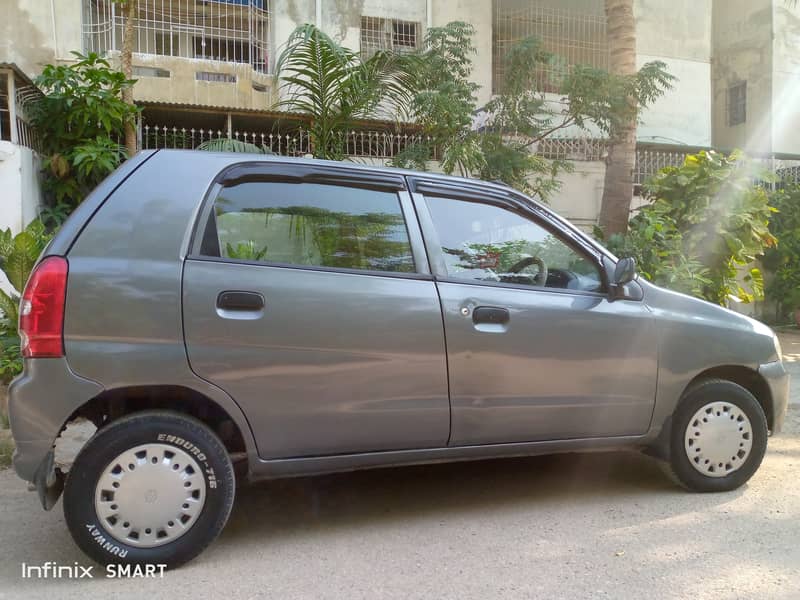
(1, 335, 799, 599)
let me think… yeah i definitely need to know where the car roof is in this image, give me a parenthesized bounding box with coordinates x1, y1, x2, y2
(154, 148, 518, 197)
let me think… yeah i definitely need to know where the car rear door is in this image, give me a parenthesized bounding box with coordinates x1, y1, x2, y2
(410, 179, 658, 446)
(182, 163, 449, 459)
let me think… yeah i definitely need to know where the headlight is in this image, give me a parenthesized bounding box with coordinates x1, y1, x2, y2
(773, 334, 783, 361)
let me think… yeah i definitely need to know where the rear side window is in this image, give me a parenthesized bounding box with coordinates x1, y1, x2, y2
(200, 181, 415, 273)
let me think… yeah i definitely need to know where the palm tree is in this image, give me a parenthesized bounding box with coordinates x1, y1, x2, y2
(275, 24, 415, 160)
(598, 0, 637, 236)
(118, 0, 138, 156)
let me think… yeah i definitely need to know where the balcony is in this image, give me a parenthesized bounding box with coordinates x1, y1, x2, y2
(492, 0, 608, 94)
(82, 0, 273, 109)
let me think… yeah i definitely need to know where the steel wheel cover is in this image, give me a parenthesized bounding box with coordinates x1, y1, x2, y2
(94, 443, 206, 548)
(684, 401, 753, 478)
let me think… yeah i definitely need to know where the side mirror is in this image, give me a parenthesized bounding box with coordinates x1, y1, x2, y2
(609, 257, 637, 300)
(613, 257, 637, 286)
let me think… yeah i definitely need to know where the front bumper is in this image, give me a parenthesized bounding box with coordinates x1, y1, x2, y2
(9, 357, 102, 494)
(759, 359, 790, 434)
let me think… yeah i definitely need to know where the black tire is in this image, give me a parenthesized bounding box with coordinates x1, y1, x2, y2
(667, 379, 768, 492)
(63, 410, 235, 569)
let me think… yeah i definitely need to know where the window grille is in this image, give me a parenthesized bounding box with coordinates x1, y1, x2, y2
(0, 74, 9, 143)
(361, 16, 419, 57)
(83, 0, 271, 74)
(492, 0, 608, 94)
(196, 71, 237, 83)
(728, 82, 746, 127)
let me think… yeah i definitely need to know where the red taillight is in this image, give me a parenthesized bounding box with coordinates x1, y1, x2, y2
(19, 256, 68, 358)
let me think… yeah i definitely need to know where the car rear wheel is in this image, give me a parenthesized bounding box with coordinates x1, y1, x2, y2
(666, 379, 768, 492)
(63, 410, 235, 568)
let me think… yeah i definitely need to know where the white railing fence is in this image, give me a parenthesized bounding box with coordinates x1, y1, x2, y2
(137, 123, 800, 186)
(139, 125, 437, 159)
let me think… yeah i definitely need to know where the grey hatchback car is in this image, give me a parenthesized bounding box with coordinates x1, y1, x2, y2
(9, 150, 789, 567)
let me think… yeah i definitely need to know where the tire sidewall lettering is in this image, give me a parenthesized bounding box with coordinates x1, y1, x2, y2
(156, 432, 217, 489)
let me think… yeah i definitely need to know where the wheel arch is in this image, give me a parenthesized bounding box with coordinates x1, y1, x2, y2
(646, 364, 774, 461)
(64, 384, 255, 473)
(683, 366, 774, 431)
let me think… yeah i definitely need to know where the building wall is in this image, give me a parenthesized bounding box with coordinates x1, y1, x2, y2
(432, 0, 493, 106)
(0, 141, 43, 296)
(711, 0, 774, 153)
(547, 161, 606, 230)
(636, 0, 712, 146)
(0, 141, 42, 234)
(1, 0, 82, 78)
(128, 54, 278, 110)
(771, 3, 800, 155)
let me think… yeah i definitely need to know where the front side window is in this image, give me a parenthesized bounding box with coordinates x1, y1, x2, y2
(425, 196, 603, 293)
(203, 181, 415, 274)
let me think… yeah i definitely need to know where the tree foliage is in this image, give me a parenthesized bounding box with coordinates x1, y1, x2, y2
(31, 52, 138, 207)
(600, 151, 776, 305)
(762, 182, 800, 319)
(275, 24, 414, 160)
(393, 23, 673, 199)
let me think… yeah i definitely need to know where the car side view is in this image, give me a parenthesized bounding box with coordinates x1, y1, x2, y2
(9, 150, 789, 568)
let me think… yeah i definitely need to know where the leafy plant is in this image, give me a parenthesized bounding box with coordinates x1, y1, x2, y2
(0, 220, 55, 383)
(31, 52, 139, 207)
(0, 341, 21, 385)
(275, 24, 414, 160)
(197, 138, 271, 154)
(762, 183, 800, 321)
(38, 202, 73, 230)
(225, 241, 269, 261)
(600, 151, 776, 305)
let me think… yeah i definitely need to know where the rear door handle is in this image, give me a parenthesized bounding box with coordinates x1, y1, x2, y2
(217, 290, 265, 311)
(472, 306, 510, 325)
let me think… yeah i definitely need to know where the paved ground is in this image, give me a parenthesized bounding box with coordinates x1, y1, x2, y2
(1, 335, 799, 599)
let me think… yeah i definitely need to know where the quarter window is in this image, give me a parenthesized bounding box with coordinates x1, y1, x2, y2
(425, 196, 603, 293)
(203, 181, 415, 273)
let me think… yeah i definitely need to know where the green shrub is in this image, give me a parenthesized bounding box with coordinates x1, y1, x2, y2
(599, 150, 776, 305)
(763, 183, 800, 321)
(31, 52, 138, 207)
(0, 220, 55, 383)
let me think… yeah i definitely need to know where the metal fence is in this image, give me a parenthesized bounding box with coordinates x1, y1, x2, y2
(139, 124, 436, 159)
(137, 121, 800, 187)
(83, 0, 271, 73)
(492, 0, 608, 94)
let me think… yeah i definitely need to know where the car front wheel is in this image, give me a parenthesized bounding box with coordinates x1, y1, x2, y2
(666, 379, 768, 492)
(63, 410, 235, 568)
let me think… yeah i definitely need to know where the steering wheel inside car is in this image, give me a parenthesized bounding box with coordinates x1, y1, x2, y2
(507, 256, 548, 286)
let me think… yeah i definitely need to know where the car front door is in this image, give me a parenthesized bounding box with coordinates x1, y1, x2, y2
(411, 180, 658, 446)
(182, 164, 449, 459)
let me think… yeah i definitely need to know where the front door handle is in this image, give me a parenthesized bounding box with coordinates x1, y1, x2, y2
(217, 290, 265, 311)
(472, 306, 510, 325)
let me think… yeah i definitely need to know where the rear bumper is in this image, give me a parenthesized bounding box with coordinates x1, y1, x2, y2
(9, 358, 102, 485)
(759, 359, 790, 434)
